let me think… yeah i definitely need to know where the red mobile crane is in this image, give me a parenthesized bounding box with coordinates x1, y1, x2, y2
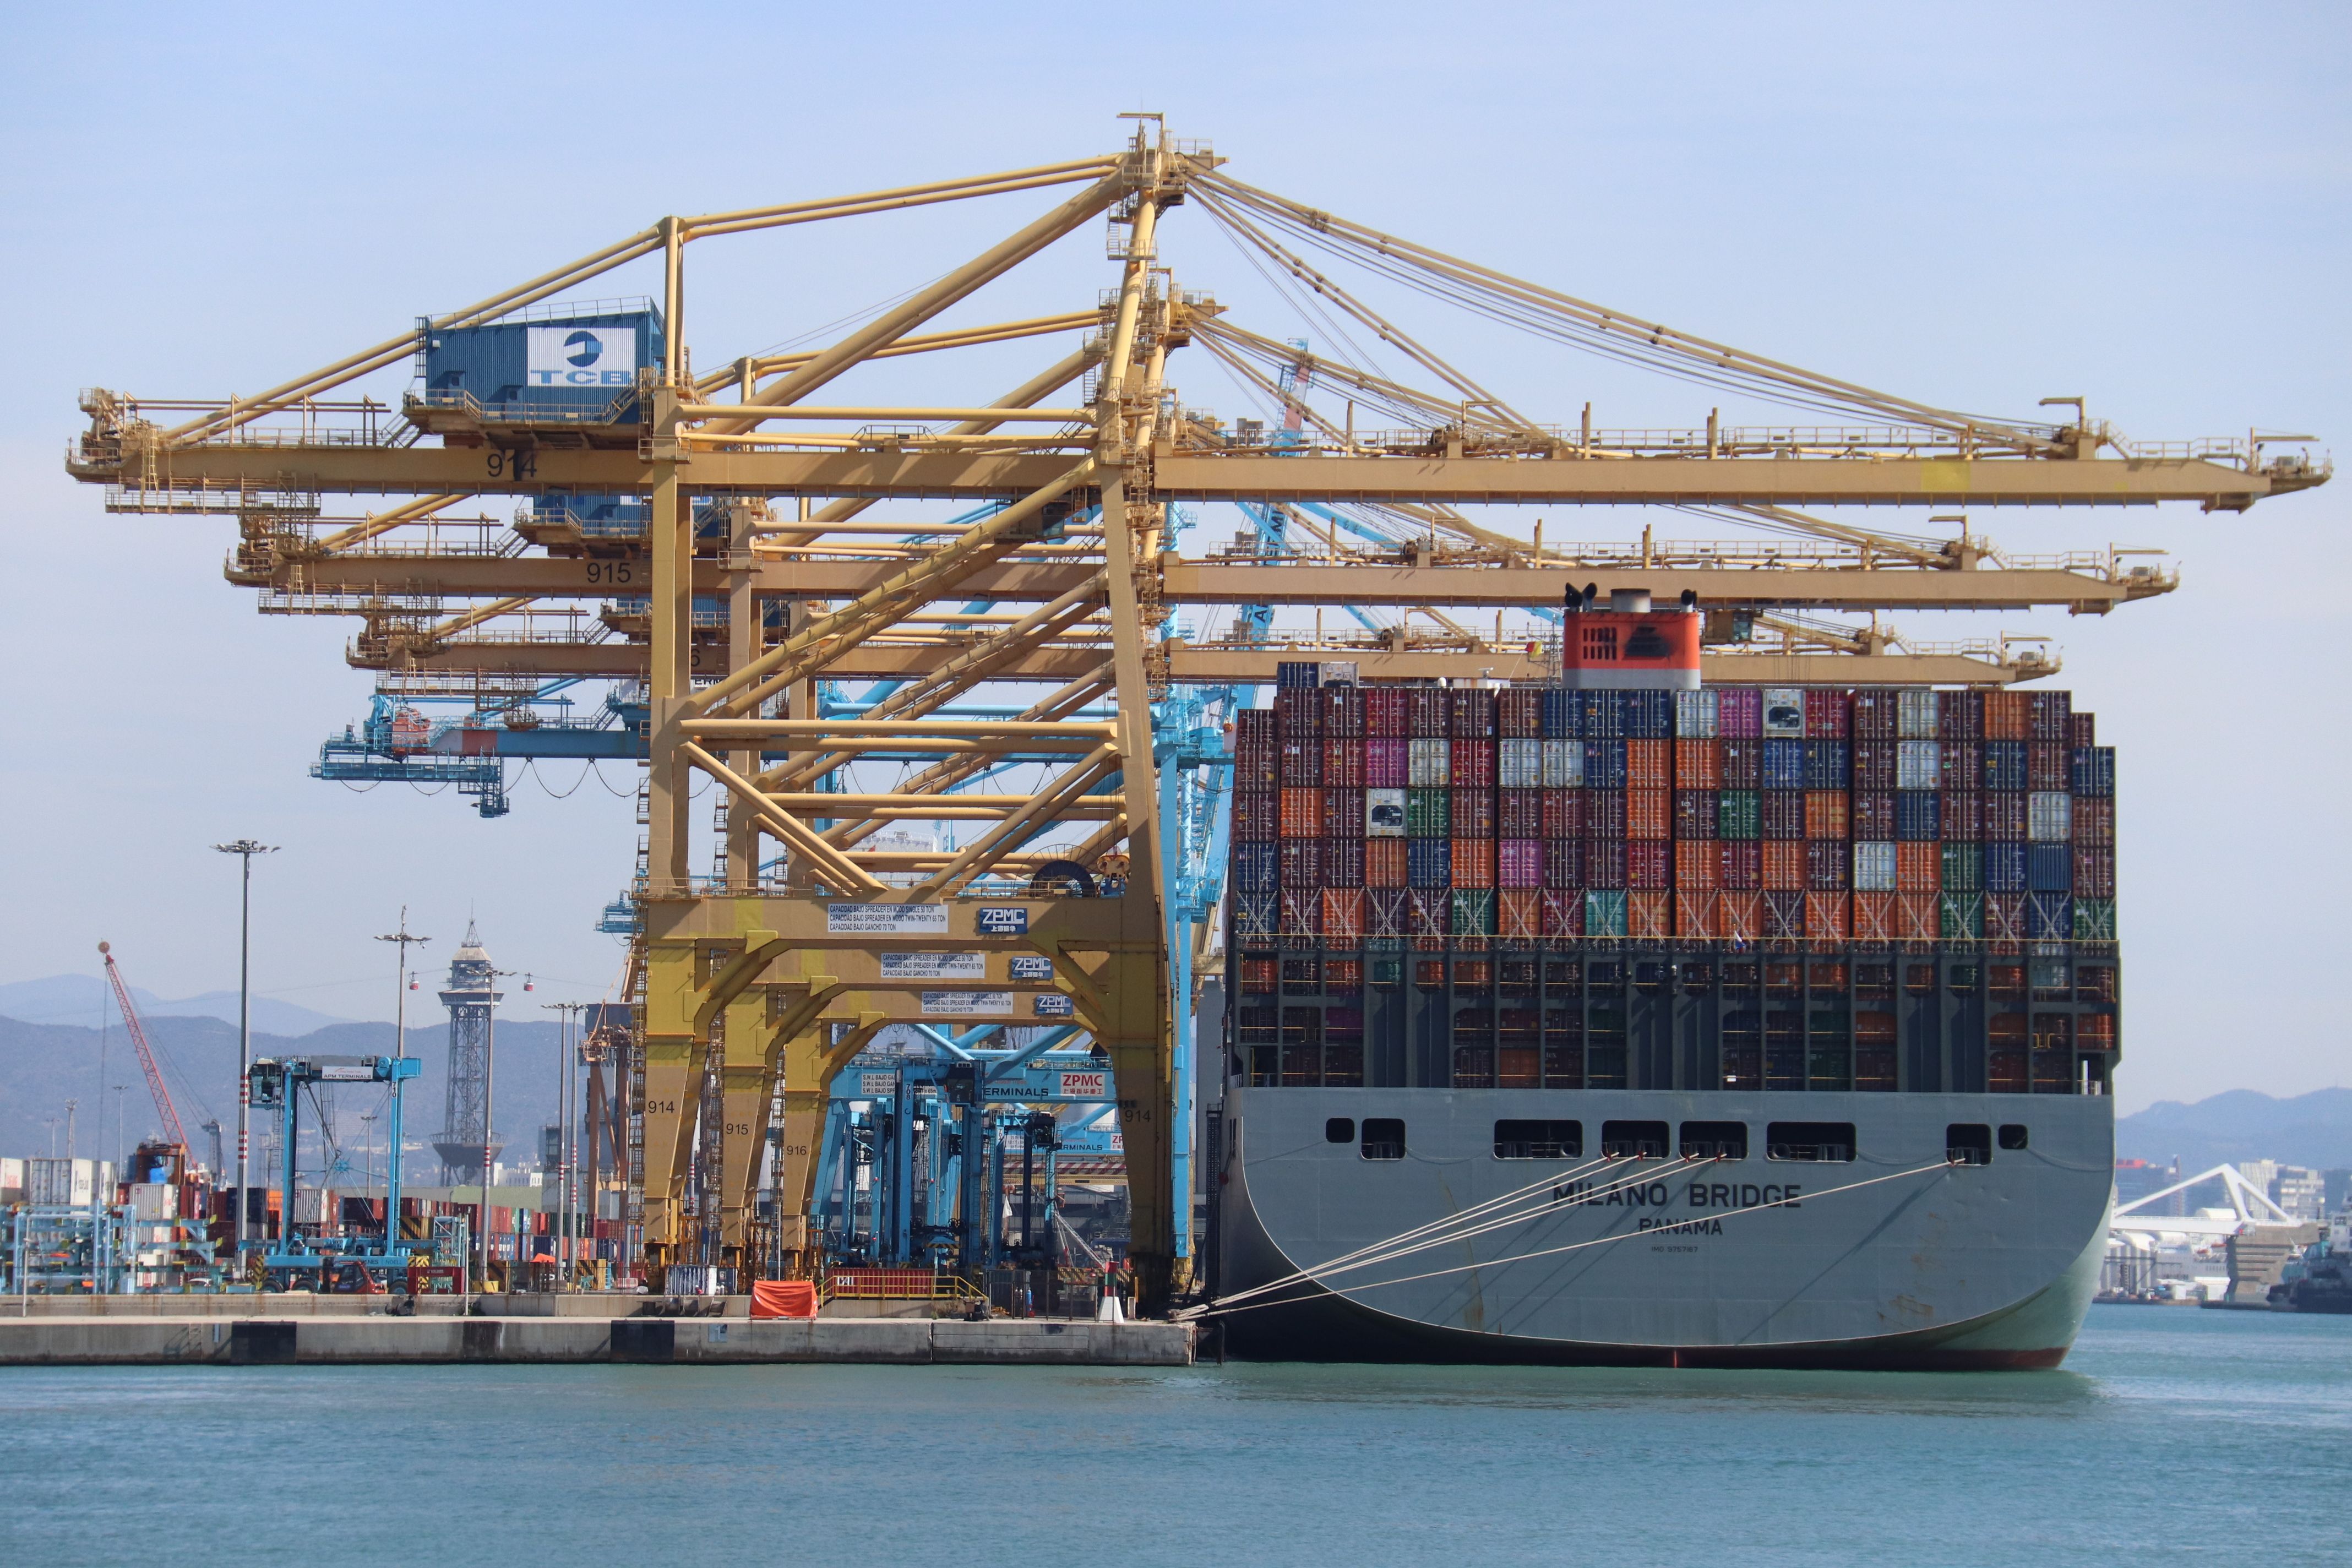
(99, 941, 188, 1153)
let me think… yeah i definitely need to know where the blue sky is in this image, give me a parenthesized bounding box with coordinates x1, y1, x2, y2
(1, 2, 2344, 1112)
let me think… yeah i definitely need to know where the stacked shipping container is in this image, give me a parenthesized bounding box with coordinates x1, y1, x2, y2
(1232, 682, 2115, 954)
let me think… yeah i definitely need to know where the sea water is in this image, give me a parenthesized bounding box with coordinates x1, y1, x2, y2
(2, 1305, 2345, 1566)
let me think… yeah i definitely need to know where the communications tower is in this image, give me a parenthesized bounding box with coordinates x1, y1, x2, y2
(431, 923, 503, 1183)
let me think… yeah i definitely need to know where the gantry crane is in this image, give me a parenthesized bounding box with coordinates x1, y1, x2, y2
(98, 942, 188, 1155)
(66, 123, 2325, 1310)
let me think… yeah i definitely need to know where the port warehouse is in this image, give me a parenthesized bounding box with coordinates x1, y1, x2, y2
(1228, 675, 2119, 1098)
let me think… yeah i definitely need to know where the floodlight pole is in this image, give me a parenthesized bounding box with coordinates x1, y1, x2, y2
(212, 840, 276, 1258)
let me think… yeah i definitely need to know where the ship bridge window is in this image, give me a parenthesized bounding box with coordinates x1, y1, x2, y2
(1361, 1119, 1406, 1161)
(1766, 1121, 1856, 1162)
(1999, 1124, 2029, 1151)
(1947, 1124, 1992, 1164)
(1601, 1120, 1669, 1160)
(1325, 1118, 1355, 1144)
(1680, 1121, 1748, 1161)
(1494, 1119, 1582, 1159)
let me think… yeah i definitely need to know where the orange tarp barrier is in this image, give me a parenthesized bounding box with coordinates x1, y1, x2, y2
(750, 1280, 819, 1319)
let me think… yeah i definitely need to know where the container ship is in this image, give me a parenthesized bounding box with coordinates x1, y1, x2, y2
(1210, 597, 2119, 1368)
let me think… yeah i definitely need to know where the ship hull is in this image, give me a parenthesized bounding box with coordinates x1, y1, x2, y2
(1212, 1087, 2111, 1369)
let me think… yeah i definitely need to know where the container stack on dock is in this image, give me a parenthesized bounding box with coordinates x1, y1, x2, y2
(1227, 667, 2121, 1098)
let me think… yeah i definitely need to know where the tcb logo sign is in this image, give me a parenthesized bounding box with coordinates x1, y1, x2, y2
(526, 325, 638, 388)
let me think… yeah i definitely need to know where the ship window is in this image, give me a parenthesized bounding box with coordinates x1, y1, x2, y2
(1766, 1121, 1856, 1162)
(1680, 1121, 1748, 1161)
(1600, 1120, 1669, 1160)
(1325, 1118, 1355, 1145)
(1999, 1124, 2029, 1151)
(1947, 1124, 1992, 1165)
(1494, 1119, 1582, 1159)
(1361, 1119, 1406, 1161)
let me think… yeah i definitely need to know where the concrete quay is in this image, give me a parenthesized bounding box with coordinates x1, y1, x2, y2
(0, 1313, 1195, 1366)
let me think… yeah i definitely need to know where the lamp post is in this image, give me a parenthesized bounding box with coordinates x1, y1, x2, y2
(543, 1000, 586, 1282)
(374, 912, 431, 1207)
(212, 840, 276, 1256)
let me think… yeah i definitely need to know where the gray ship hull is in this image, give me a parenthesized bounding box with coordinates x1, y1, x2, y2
(1212, 1088, 2111, 1368)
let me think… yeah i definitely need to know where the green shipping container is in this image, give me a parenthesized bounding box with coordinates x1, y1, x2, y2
(1940, 842, 1983, 892)
(1717, 790, 1761, 840)
(1939, 891, 1983, 940)
(1407, 787, 1451, 837)
(1585, 889, 1629, 937)
(1450, 888, 1496, 935)
(2073, 897, 2117, 940)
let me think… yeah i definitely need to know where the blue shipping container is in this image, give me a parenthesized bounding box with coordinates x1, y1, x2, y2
(2071, 747, 2116, 797)
(1761, 739, 1805, 790)
(1584, 738, 1629, 790)
(1894, 790, 1941, 841)
(2027, 843, 2073, 891)
(2026, 891, 2073, 940)
(1623, 690, 1673, 737)
(1233, 892, 1277, 939)
(1984, 842, 2028, 892)
(1275, 661, 1322, 689)
(421, 307, 663, 422)
(1408, 839, 1452, 888)
(1539, 688, 1581, 738)
(1233, 842, 1279, 892)
(1579, 692, 1624, 738)
(1981, 741, 2027, 792)
(1800, 739, 1849, 790)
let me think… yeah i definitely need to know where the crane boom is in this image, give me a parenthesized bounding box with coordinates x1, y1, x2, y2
(99, 943, 188, 1150)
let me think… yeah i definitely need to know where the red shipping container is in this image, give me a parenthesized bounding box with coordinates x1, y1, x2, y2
(2030, 689, 2072, 742)
(1278, 739, 1322, 786)
(1499, 788, 1543, 838)
(1806, 690, 1852, 739)
(1762, 840, 1806, 890)
(1320, 685, 1365, 737)
(1674, 737, 1722, 788)
(1585, 790, 1627, 839)
(1542, 838, 1584, 889)
(1983, 792, 2026, 842)
(1719, 840, 1762, 890)
(1453, 790, 1498, 837)
(1451, 838, 1497, 888)
(1853, 741, 1896, 791)
(1326, 839, 1365, 888)
(1940, 741, 1980, 791)
(1497, 687, 1543, 738)
(1321, 888, 1366, 938)
(1628, 890, 1671, 939)
(1539, 888, 1584, 939)
(1586, 840, 1628, 889)
(1366, 687, 1409, 737)
(2070, 711, 2097, 747)
(1806, 840, 1849, 890)
(1675, 841, 1720, 889)
(1674, 790, 1718, 840)
(1276, 688, 1323, 738)
(1941, 790, 1983, 841)
(1365, 837, 1408, 888)
(1853, 891, 1896, 943)
(1896, 892, 1939, 943)
(1234, 791, 1278, 841)
(1762, 791, 1805, 839)
(2072, 797, 2114, 845)
(1854, 791, 1896, 839)
(1719, 737, 1762, 790)
(1280, 890, 1322, 936)
(1236, 709, 1278, 747)
(1408, 888, 1450, 935)
(1498, 839, 1543, 888)
(1896, 842, 1941, 892)
(1675, 888, 1720, 939)
(1940, 688, 1984, 741)
(1365, 737, 1408, 787)
(1498, 887, 1542, 939)
(1984, 891, 2028, 943)
(1449, 739, 1496, 790)
(1540, 790, 1583, 839)
(1322, 788, 1365, 839)
(1805, 791, 1850, 840)
(1447, 688, 1498, 738)
(1627, 789, 1671, 839)
(1627, 841, 1670, 889)
(1407, 688, 1447, 738)
(1366, 888, 1409, 937)
(1280, 840, 1324, 888)
(2028, 742, 2069, 791)
(1806, 891, 1850, 941)
(2074, 847, 2116, 898)
(1983, 689, 2030, 740)
(1627, 738, 1672, 789)
(1765, 889, 1806, 939)
(1852, 688, 1898, 740)
(1324, 737, 1366, 789)
(1233, 745, 1279, 791)
(1280, 787, 1325, 837)
(1719, 889, 1764, 942)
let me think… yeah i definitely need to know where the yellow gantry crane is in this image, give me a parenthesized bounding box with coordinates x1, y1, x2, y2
(66, 122, 2324, 1309)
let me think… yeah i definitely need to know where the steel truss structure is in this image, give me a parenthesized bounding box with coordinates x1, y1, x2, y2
(66, 123, 2324, 1311)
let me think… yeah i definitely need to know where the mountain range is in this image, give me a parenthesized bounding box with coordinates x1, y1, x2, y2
(2115, 1087, 2352, 1174)
(0, 974, 354, 1037)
